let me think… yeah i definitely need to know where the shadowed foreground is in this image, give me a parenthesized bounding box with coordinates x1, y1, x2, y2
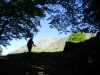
(0, 48, 100, 75)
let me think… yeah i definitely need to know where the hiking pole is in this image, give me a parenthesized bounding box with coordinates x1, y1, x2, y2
(34, 46, 35, 52)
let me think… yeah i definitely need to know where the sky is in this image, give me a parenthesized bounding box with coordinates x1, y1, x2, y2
(1, 16, 70, 55)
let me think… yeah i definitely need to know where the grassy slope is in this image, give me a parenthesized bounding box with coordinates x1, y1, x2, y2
(0, 45, 100, 75)
(48, 37, 67, 49)
(31, 37, 67, 52)
(33, 48, 63, 52)
(54, 37, 67, 47)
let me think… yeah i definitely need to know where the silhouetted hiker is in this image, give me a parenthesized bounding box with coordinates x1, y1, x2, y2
(27, 38, 36, 59)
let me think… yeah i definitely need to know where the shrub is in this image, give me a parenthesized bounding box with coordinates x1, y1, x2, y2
(68, 31, 86, 43)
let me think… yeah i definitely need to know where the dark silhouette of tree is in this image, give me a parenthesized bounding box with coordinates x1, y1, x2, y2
(48, 0, 87, 34)
(83, 0, 100, 31)
(1, 0, 100, 47)
(48, 0, 100, 34)
(0, 0, 56, 47)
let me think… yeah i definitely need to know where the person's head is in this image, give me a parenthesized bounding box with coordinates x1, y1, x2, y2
(31, 37, 33, 40)
(29, 37, 33, 41)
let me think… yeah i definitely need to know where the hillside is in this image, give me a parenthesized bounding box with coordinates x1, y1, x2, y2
(0, 37, 100, 75)
(9, 33, 96, 54)
(9, 37, 66, 54)
(0, 33, 99, 75)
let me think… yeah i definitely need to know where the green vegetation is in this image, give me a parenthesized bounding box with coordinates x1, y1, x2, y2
(32, 48, 63, 53)
(68, 31, 86, 43)
(54, 37, 67, 47)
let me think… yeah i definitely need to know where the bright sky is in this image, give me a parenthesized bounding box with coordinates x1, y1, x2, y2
(1, 16, 70, 55)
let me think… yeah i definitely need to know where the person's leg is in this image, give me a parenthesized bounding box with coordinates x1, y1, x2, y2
(27, 46, 32, 59)
(29, 47, 32, 58)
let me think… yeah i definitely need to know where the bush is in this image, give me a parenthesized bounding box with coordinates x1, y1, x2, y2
(68, 31, 86, 43)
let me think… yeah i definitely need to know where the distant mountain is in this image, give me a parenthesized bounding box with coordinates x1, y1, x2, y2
(9, 33, 97, 54)
(34, 37, 60, 50)
(85, 33, 96, 39)
(9, 37, 66, 54)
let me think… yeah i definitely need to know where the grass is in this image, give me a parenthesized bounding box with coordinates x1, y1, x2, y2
(0, 45, 100, 75)
(32, 48, 63, 53)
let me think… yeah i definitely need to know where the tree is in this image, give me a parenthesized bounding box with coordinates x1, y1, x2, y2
(48, 0, 100, 34)
(1, 0, 99, 47)
(48, 0, 86, 34)
(0, 46, 3, 55)
(83, 0, 100, 31)
(68, 31, 86, 43)
(0, 0, 56, 47)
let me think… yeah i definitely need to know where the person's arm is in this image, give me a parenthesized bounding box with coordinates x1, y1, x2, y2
(32, 41, 36, 46)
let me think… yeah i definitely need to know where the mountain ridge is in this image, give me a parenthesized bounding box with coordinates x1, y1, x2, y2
(9, 33, 97, 54)
(9, 36, 64, 54)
